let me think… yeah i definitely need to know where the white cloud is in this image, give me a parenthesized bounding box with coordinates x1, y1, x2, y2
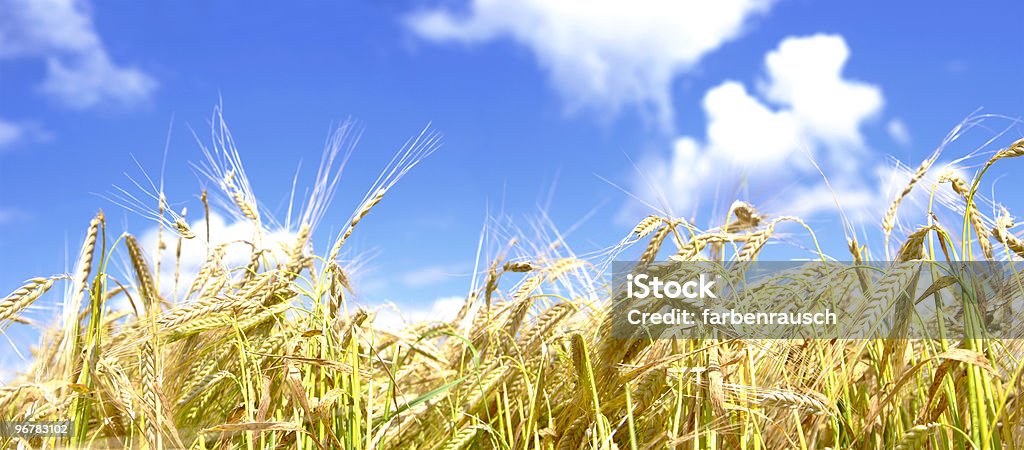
(0, 0, 156, 109)
(372, 295, 465, 332)
(39, 50, 156, 109)
(887, 118, 911, 146)
(759, 35, 882, 148)
(634, 34, 886, 219)
(406, 0, 774, 128)
(694, 81, 803, 166)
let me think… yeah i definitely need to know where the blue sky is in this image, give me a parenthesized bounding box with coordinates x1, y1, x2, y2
(1, 0, 1024, 339)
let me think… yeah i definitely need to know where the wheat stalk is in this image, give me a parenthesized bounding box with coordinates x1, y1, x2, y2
(883, 150, 940, 257)
(940, 171, 993, 259)
(1, 276, 60, 325)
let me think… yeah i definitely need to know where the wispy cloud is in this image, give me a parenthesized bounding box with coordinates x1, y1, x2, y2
(0, 120, 25, 149)
(400, 264, 465, 288)
(0, 208, 28, 225)
(406, 0, 774, 129)
(887, 118, 911, 146)
(0, 118, 51, 151)
(0, 0, 157, 109)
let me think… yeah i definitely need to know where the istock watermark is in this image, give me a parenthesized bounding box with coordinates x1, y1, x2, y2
(610, 260, 1024, 340)
(625, 272, 718, 299)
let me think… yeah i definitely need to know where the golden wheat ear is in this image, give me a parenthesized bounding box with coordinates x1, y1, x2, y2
(1, 276, 62, 326)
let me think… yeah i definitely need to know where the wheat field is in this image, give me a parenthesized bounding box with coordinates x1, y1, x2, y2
(2, 112, 1024, 449)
